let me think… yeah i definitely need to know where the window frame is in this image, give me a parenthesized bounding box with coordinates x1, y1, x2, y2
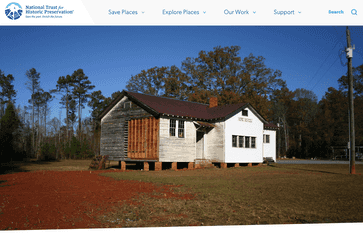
(251, 137, 256, 148)
(124, 101, 132, 109)
(245, 136, 250, 148)
(238, 136, 244, 148)
(170, 119, 185, 138)
(232, 135, 237, 147)
(169, 119, 176, 137)
(178, 120, 185, 138)
(242, 109, 248, 116)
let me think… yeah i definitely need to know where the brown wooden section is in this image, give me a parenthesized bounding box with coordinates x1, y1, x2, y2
(128, 117, 159, 159)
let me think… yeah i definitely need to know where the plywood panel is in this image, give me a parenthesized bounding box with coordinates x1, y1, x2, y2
(128, 117, 158, 159)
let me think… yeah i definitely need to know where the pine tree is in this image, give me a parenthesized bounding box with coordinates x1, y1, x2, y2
(0, 102, 23, 162)
(70, 69, 95, 142)
(0, 70, 16, 118)
(25, 68, 41, 157)
(50, 75, 73, 149)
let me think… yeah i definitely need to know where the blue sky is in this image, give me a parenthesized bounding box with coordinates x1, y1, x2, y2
(1, 26, 363, 124)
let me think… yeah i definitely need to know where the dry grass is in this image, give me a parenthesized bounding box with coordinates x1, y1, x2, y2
(0, 159, 120, 174)
(100, 164, 363, 226)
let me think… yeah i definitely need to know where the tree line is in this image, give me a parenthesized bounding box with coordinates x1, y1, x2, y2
(1, 45, 362, 162)
(125, 46, 363, 159)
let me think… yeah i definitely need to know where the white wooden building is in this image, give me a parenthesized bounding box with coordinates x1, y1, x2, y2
(98, 90, 278, 170)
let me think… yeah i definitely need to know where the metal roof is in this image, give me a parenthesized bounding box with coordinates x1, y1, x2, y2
(99, 90, 278, 128)
(264, 123, 279, 130)
(127, 91, 247, 120)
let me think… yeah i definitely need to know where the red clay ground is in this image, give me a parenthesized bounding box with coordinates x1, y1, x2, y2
(0, 169, 193, 230)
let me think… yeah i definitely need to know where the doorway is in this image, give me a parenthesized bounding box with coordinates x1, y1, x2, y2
(196, 131, 205, 159)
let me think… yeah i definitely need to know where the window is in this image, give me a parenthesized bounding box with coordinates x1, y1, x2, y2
(238, 136, 244, 148)
(245, 136, 250, 148)
(170, 119, 185, 138)
(124, 102, 132, 109)
(170, 119, 176, 136)
(178, 120, 185, 138)
(251, 137, 256, 148)
(263, 134, 270, 143)
(232, 135, 256, 149)
(242, 109, 248, 116)
(232, 135, 237, 147)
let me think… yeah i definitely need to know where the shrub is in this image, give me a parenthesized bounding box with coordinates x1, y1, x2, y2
(39, 141, 57, 161)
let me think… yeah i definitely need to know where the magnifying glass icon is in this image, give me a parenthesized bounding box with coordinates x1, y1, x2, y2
(351, 9, 357, 15)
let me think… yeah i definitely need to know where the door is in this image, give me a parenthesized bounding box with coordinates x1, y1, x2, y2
(196, 131, 205, 159)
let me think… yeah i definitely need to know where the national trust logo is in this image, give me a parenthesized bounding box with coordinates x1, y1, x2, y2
(5, 2, 22, 20)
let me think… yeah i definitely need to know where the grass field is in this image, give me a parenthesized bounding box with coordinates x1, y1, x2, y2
(0, 159, 121, 174)
(1, 159, 363, 227)
(100, 164, 363, 226)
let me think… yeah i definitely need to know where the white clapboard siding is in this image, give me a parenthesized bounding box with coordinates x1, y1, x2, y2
(204, 121, 225, 162)
(263, 129, 276, 161)
(224, 107, 264, 163)
(158, 117, 196, 162)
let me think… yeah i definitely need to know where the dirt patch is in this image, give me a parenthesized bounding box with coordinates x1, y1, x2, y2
(0, 170, 194, 230)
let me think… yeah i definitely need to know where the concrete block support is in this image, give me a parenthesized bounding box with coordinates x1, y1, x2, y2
(155, 162, 162, 171)
(234, 163, 240, 167)
(188, 162, 194, 169)
(121, 161, 126, 171)
(221, 163, 227, 169)
(144, 162, 149, 171)
(248, 163, 252, 167)
(172, 162, 177, 171)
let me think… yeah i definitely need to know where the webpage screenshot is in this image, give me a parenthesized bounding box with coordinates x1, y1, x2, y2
(1, 0, 363, 243)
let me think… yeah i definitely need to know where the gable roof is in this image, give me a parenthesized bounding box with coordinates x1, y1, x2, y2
(98, 90, 274, 125)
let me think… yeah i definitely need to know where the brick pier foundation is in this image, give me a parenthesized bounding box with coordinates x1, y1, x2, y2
(234, 163, 240, 167)
(155, 162, 162, 171)
(121, 161, 126, 171)
(188, 162, 194, 169)
(144, 162, 149, 171)
(172, 162, 177, 171)
(248, 163, 252, 167)
(221, 163, 227, 169)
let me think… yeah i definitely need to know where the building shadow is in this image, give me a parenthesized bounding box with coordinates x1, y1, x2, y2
(0, 159, 52, 175)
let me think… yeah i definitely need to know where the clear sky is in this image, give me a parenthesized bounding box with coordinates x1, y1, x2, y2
(1, 26, 363, 124)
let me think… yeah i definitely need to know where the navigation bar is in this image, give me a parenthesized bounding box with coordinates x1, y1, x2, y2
(1, 0, 362, 25)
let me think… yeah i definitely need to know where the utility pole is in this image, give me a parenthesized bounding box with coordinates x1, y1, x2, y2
(346, 26, 355, 174)
(277, 121, 281, 158)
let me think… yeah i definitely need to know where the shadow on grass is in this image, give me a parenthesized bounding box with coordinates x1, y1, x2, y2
(275, 164, 346, 175)
(0, 159, 53, 175)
